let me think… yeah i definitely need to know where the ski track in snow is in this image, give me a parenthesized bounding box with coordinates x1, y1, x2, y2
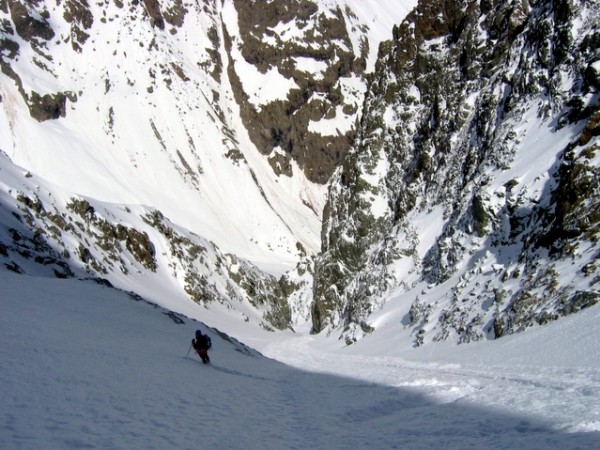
(2, 271, 600, 449)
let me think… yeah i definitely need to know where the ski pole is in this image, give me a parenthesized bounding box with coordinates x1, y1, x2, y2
(185, 342, 192, 359)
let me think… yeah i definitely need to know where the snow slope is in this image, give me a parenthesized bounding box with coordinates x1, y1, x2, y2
(0, 0, 326, 272)
(2, 269, 600, 449)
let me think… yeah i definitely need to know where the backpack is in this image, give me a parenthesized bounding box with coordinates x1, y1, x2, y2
(205, 335, 212, 350)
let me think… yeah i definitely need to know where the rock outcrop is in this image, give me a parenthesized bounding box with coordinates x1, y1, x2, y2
(225, 0, 369, 183)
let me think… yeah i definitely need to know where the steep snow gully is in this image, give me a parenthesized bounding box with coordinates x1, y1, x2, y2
(2, 270, 599, 449)
(1, 1, 600, 445)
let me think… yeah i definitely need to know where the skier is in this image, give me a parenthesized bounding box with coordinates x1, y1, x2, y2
(192, 329, 211, 364)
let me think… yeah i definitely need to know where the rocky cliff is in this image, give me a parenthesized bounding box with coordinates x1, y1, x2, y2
(312, 0, 599, 344)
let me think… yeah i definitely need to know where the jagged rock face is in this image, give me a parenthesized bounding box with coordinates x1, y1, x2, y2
(224, 0, 368, 183)
(4, 0, 54, 42)
(313, 0, 600, 343)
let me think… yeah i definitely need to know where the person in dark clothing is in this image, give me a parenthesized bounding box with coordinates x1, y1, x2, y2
(192, 329, 210, 364)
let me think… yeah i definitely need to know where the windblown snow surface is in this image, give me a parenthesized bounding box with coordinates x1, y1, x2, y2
(1, 269, 599, 449)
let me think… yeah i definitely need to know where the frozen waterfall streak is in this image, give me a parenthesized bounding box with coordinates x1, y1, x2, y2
(248, 168, 296, 237)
